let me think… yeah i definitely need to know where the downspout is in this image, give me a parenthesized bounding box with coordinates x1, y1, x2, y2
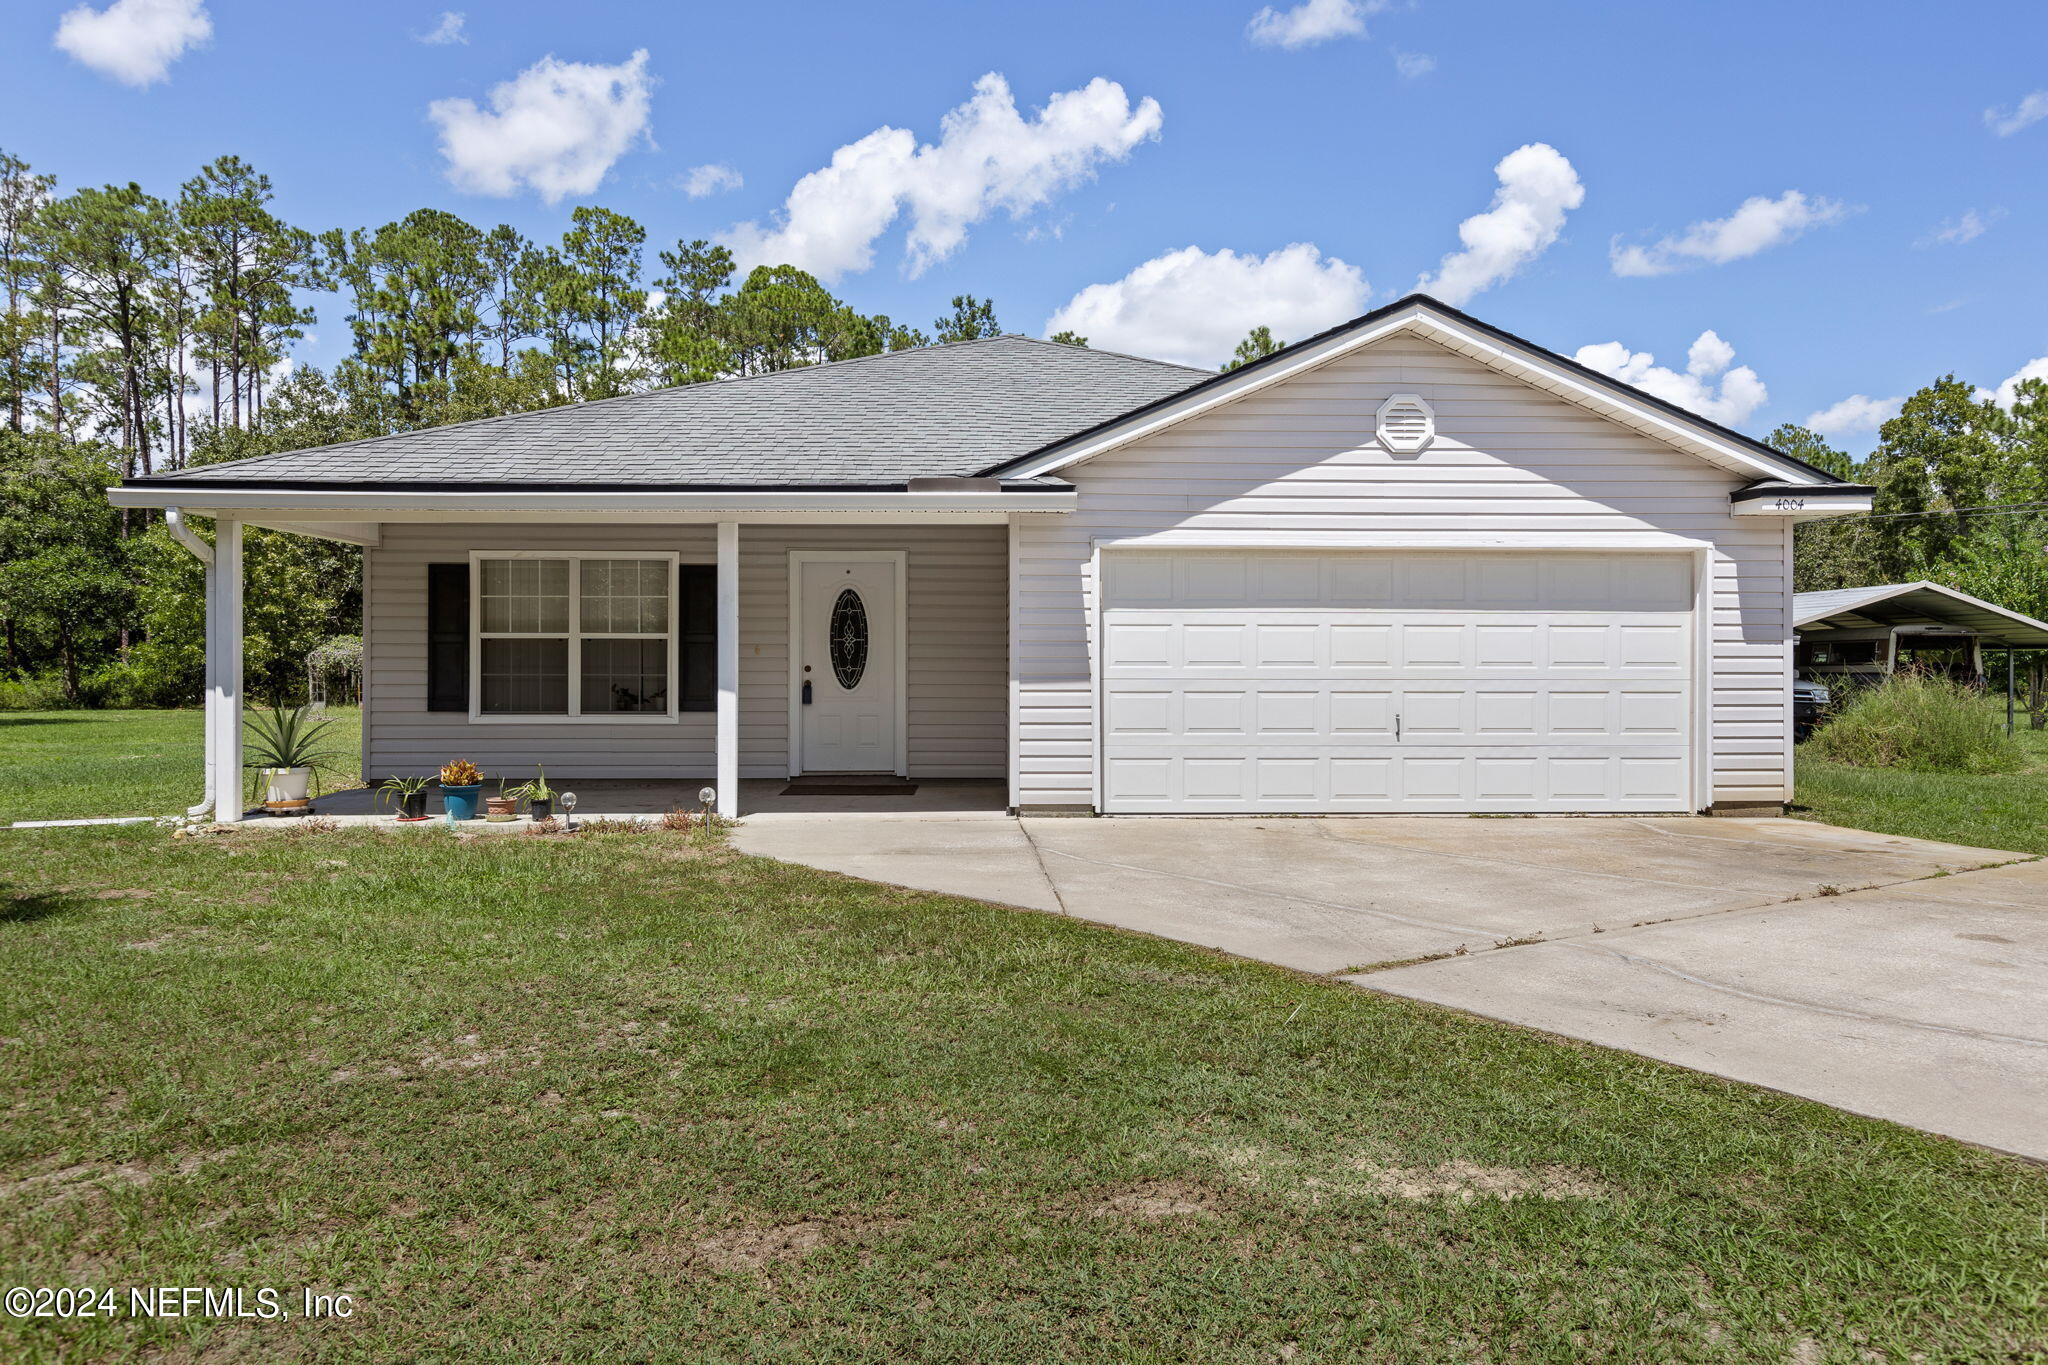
(164, 508, 216, 818)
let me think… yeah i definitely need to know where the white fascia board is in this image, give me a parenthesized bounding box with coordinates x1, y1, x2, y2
(1729, 493, 1873, 518)
(1093, 528, 1715, 553)
(1402, 317, 1820, 485)
(108, 486, 1076, 518)
(1001, 304, 1828, 488)
(996, 306, 1429, 480)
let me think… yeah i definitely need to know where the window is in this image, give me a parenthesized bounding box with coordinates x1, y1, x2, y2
(829, 587, 868, 689)
(472, 554, 687, 721)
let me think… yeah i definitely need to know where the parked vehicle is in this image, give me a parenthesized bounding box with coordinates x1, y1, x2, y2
(1794, 678, 1832, 741)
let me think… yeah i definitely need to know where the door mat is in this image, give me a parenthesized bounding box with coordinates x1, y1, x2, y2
(780, 777, 919, 797)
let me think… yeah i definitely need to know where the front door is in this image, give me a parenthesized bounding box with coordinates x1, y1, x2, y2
(797, 555, 901, 772)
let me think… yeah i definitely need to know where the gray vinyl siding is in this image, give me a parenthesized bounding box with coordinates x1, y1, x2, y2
(363, 523, 1005, 780)
(1012, 332, 1791, 810)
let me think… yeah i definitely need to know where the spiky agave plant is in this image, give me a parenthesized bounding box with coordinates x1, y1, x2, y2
(243, 704, 348, 800)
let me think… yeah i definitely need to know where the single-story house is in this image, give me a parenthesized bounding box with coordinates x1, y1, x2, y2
(1794, 581, 2048, 686)
(111, 294, 1873, 821)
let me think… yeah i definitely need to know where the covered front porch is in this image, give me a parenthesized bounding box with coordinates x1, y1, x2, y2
(109, 485, 1068, 824)
(238, 777, 1010, 823)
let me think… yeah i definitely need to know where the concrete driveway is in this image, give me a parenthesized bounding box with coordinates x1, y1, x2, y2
(732, 812, 2047, 1159)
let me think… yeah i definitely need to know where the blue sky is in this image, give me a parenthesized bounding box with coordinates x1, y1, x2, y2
(9, 0, 2048, 447)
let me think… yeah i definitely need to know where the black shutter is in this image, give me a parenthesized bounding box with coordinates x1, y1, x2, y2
(678, 564, 717, 712)
(427, 563, 470, 712)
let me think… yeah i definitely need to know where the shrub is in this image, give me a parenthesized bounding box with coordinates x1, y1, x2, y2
(1805, 672, 2026, 774)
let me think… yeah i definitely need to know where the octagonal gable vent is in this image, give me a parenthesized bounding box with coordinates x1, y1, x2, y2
(1376, 393, 1435, 453)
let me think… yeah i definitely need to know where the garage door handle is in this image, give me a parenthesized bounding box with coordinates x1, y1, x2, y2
(1394, 713, 1401, 742)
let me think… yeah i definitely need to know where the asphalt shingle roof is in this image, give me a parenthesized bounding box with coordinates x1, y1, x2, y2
(134, 336, 1210, 489)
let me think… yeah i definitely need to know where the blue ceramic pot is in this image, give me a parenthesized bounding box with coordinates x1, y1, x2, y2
(440, 783, 482, 822)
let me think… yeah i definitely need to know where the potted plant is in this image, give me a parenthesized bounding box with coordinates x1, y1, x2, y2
(485, 778, 519, 822)
(507, 767, 556, 821)
(438, 759, 484, 822)
(377, 775, 433, 820)
(244, 704, 346, 815)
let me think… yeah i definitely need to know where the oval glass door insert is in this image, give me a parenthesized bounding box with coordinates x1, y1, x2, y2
(829, 588, 868, 689)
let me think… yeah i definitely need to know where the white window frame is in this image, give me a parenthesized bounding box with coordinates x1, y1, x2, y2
(468, 549, 682, 725)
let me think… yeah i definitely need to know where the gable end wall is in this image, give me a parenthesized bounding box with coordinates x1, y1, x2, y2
(1010, 333, 1790, 810)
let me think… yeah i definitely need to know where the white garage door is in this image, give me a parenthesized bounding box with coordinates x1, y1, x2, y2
(1099, 550, 1696, 814)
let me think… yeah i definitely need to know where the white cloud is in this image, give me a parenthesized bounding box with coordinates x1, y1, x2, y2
(1573, 329, 1768, 427)
(722, 73, 1162, 281)
(1978, 357, 2048, 408)
(1916, 208, 2001, 247)
(680, 163, 742, 198)
(1416, 142, 1583, 305)
(1610, 190, 1852, 277)
(1393, 50, 1436, 78)
(1246, 0, 1386, 49)
(1043, 242, 1369, 369)
(1804, 393, 1903, 438)
(54, 0, 209, 87)
(428, 49, 654, 203)
(1984, 90, 2048, 137)
(416, 11, 466, 45)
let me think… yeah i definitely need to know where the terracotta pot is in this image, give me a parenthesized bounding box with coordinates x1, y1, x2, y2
(485, 795, 519, 822)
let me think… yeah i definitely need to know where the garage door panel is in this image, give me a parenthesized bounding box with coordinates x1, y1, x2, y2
(1100, 551, 1695, 814)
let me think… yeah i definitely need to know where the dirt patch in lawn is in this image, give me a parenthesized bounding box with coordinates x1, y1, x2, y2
(1204, 1142, 1611, 1205)
(1087, 1179, 1225, 1220)
(2, 1149, 238, 1211)
(664, 1213, 909, 1275)
(1354, 1160, 1610, 1202)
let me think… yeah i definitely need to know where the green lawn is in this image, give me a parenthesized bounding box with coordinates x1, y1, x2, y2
(0, 707, 360, 824)
(2, 721, 2044, 1360)
(1795, 710, 2048, 855)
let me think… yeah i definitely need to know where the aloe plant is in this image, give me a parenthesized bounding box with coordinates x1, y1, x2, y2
(376, 775, 432, 811)
(507, 766, 556, 802)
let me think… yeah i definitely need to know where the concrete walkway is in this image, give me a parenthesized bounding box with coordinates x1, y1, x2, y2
(732, 812, 2047, 1159)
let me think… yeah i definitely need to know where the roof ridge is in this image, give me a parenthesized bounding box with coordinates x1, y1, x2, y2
(992, 332, 1214, 377)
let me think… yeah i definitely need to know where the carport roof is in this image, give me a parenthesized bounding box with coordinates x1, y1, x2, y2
(1794, 582, 2048, 647)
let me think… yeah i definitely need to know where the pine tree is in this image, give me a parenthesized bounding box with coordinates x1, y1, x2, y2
(934, 294, 1000, 343)
(1223, 326, 1281, 371)
(0, 150, 55, 433)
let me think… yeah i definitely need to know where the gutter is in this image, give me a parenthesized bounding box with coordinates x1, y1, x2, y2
(163, 508, 215, 818)
(109, 486, 1077, 515)
(164, 505, 213, 567)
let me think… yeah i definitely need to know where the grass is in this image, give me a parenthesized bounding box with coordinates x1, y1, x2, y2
(0, 707, 361, 824)
(1796, 703, 2048, 855)
(1, 721, 2045, 1360)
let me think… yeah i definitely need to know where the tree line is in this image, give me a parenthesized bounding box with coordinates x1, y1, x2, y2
(1775, 377, 2048, 635)
(1, 142, 2042, 711)
(0, 147, 1029, 706)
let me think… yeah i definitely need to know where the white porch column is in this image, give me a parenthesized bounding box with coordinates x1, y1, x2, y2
(715, 521, 740, 819)
(208, 518, 244, 823)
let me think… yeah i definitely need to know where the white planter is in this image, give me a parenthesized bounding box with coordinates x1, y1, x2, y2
(262, 767, 312, 805)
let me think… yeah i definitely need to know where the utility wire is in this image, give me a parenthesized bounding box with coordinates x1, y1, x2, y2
(1806, 498, 2048, 525)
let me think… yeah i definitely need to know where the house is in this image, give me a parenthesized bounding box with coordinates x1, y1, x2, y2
(1794, 580, 2048, 694)
(110, 294, 1873, 822)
